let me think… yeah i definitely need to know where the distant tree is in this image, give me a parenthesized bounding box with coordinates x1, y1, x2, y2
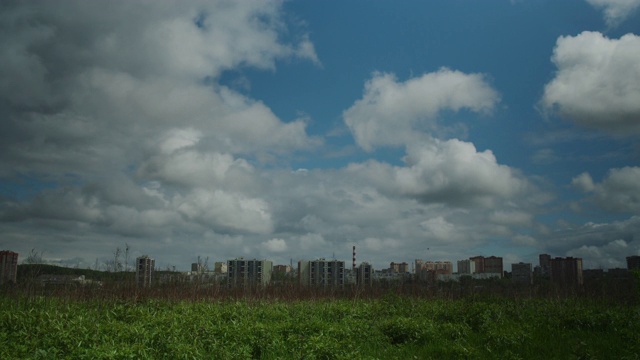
(124, 243, 131, 272)
(24, 248, 44, 264)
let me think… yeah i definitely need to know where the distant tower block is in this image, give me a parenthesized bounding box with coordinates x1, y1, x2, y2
(135, 255, 155, 287)
(352, 245, 356, 271)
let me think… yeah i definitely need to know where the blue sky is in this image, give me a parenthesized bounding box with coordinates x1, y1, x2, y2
(1, 0, 639, 272)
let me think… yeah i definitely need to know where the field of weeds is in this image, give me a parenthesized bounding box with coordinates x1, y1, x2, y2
(1, 293, 639, 359)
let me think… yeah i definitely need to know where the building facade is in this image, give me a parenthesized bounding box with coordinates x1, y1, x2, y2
(0, 251, 18, 285)
(457, 259, 476, 275)
(415, 260, 453, 282)
(539, 254, 551, 277)
(467, 256, 503, 277)
(469, 256, 485, 274)
(511, 262, 532, 284)
(484, 256, 503, 277)
(389, 262, 409, 273)
(356, 262, 373, 286)
(227, 258, 273, 287)
(298, 259, 345, 287)
(135, 256, 155, 287)
(627, 255, 640, 270)
(550, 257, 583, 286)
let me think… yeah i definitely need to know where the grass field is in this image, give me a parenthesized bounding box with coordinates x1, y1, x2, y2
(1, 292, 639, 359)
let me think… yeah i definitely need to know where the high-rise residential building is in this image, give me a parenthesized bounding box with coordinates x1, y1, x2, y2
(511, 262, 532, 284)
(539, 254, 551, 276)
(627, 255, 640, 270)
(390, 262, 409, 273)
(457, 259, 476, 275)
(0, 251, 18, 285)
(415, 261, 453, 274)
(227, 258, 273, 287)
(467, 256, 503, 277)
(550, 257, 583, 286)
(298, 259, 345, 287)
(356, 262, 373, 286)
(484, 256, 503, 277)
(469, 256, 485, 274)
(135, 255, 155, 287)
(415, 260, 453, 282)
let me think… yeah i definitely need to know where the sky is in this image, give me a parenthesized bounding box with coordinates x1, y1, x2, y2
(1, 0, 640, 272)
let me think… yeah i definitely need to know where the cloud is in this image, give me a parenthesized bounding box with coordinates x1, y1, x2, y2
(346, 139, 528, 207)
(568, 239, 631, 269)
(586, 0, 640, 27)
(261, 238, 288, 253)
(419, 217, 460, 243)
(541, 32, 640, 135)
(0, 1, 559, 270)
(0, 1, 320, 178)
(489, 211, 533, 227)
(572, 167, 640, 213)
(0, 0, 324, 263)
(511, 234, 538, 247)
(571, 172, 596, 192)
(531, 148, 560, 165)
(542, 216, 640, 264)
(176, 189, 273, 235)
(343, 69, 500, 151)
(138, 150, 258, 191)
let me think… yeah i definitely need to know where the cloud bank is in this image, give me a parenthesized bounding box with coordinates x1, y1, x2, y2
(0, 1, 636, 271)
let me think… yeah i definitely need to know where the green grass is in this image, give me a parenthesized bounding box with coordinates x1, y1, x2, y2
(1, 295, 639, 359)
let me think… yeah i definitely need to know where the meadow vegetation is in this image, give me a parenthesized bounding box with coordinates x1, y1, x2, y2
(2, 265, 639, 359)
(1, 288, 639, 359)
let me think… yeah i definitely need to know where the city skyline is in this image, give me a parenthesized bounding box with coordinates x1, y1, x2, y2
(6, 247, 637, 276)
(1, 1, 640, 272)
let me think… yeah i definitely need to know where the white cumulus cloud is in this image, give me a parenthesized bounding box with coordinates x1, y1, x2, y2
(346, 139, 527, 207)
(541, 32, 640, 135)
(586, 0, 640, 27)
(573, 167, 640, 213)
(343, 68, 500, 151)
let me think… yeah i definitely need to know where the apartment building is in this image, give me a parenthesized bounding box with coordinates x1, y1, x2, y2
(298, 258, 345, 287)
(457, 259, 476, 275)
(227, 258, 273, 287)
(389, 262, 409, 273)
(511, 262, 532, 284)
(627, 255, 640, 270)
(356, 262, 373, 286)
(136, 255, 155, 287)
(0, 250, 18, 285)
(469, 256, 503, 277)
(550, 257, 583, 286)
(539, 254, 551, 277)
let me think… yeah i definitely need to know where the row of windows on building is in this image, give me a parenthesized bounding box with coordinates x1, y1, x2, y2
(226, 258, 373, 287)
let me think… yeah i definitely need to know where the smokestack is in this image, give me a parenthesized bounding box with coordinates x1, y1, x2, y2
(352, 245, 356, 271)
